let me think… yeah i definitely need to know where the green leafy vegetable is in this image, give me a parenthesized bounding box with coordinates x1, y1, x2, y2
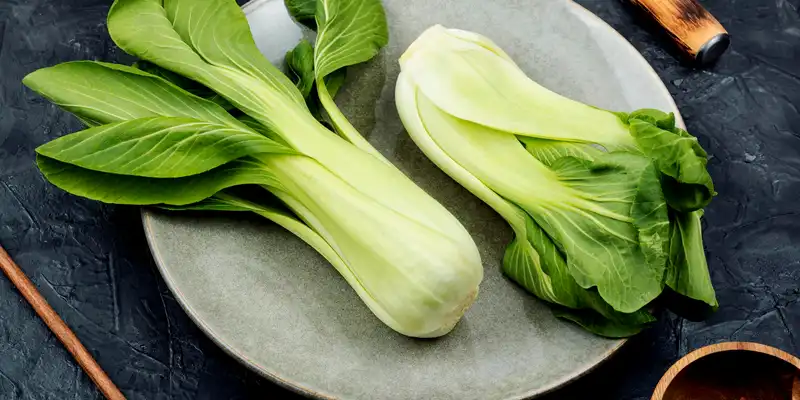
(313, 0, 389, 80)
(284, 0, 317, 29)
(396, 25, 716, 336)
(24, 61, 240, 127)
(285, 40, 316, 98)
(665, 210, 718, 309)
(37, 155, 282, 205)
(504, 211, 656, 336)
(625, 109, 715, 212)
(284, 0, 390, 162)
(552, 307, 652, 338)
(407, 88, 666, 313)
(284, 39, 346, 123)
(133, 60, 234, 110)
(25, 0, 484, 339)
(37, 116, 293, 178)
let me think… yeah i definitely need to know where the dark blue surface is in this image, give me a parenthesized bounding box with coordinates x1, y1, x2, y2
(0, 0, 798, 399)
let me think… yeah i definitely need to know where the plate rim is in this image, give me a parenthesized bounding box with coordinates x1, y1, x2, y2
(142, 0, 684, 398)
(142, 215, 337, 400)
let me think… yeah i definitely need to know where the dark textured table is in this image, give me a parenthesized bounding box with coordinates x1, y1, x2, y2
(1, 0, 798, 399)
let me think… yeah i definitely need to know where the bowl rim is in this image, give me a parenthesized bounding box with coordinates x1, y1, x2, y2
(651, 341, 800, 400)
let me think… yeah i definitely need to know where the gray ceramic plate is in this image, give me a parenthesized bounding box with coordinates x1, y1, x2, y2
(143, 0, 683, 399)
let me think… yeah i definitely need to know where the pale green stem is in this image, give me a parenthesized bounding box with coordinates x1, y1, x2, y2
(261, 185, 407, 332)
(316, 78, 392, 165)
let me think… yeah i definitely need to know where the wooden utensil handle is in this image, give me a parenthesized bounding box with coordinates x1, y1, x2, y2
(629, 0, 730, 65)
(0, 246, 126, 400)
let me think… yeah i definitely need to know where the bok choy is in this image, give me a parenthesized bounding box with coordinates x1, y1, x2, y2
(396, 26, 717, 337)
(24, 1, 484, 338)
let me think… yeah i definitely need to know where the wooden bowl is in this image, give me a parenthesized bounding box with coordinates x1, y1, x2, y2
(652, 342, 800, 400)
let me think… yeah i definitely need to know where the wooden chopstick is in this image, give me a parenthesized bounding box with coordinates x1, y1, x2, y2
(0, 245, 126, 400)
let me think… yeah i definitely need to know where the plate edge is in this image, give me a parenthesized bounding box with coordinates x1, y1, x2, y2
(141, 211, 336, 400)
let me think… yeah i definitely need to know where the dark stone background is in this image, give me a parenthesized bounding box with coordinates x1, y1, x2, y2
(0, 0, 797, 399)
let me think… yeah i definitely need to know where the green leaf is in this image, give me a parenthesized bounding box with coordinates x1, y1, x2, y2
(284, 0, 318, 30)
(285, 40, 316, 98)
(553, 307, 653, 338)
(506, 239, 654, 338)
(237, 115, 285, 143)
(160, 0, 305, 105)
(323, 68, 346, 99)
(36, 116, 293, 178)
(37, 155, 282, 206)
(313, 0, 388, 80)
(108, 0, 309, 138)
(592, 152, 670, 275)
(133, 60, 234, 110)
(503, 211, 655, 336)
(160, 195, 254, 212)
(504, 228, 571, 306)
(520, 137, 602, 166)
(76, 116, 102, 128)
(23, 61, 243, 128)
(286, 39, 347, 101)
(664, 210, 718, 309)
(285, 39, 346, 122)
(503, 212, 582, 309)
(531, 154, 668, 312)
(627, 109, 715, 212)
(309, 0, 391, 162)
(160, 187, 287, 213)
